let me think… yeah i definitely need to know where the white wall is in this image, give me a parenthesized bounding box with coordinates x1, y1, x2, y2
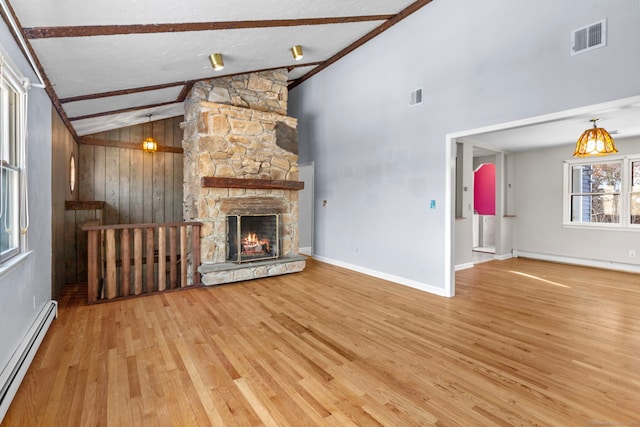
(288, 0, 640, 293)
(514, 136, 640, 266)
(0, 22, 52, 379)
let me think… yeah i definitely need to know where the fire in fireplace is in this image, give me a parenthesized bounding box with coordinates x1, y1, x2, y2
(227, 214, 279, 263)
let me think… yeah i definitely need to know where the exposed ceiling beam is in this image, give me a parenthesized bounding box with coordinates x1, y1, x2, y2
(60, 62, 323, 106)
(59, 81, 188, 103)
(68, 100, 180, 121)
(23, 15, 394, 38)
(291, 0, 434, 89)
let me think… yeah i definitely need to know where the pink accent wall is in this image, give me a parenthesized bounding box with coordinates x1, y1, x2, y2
(474, 163, 495, 215)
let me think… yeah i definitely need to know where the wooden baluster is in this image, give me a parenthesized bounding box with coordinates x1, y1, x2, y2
(169, 226, 178, 289)
(158, 226, 167, 292)
(121, 228, 130, 297)
(180, 226, 187, 287)
(146, 228, 155, 293)
(134, 228, 143, 295)
(192, 224, 201, 286)
(105, 229, 117, 299)
(87, 230, 99, 303)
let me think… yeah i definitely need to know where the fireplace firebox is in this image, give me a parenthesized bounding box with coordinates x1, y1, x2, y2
(227, 214, 279, 263)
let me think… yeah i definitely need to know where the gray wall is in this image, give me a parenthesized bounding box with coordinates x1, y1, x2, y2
(0, 23, 52, 375)
(514, 136, 640, 265)
(288, 0, 640, 292)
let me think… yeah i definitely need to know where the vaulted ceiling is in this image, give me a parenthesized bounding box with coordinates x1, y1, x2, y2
(1, 0, 432, 139)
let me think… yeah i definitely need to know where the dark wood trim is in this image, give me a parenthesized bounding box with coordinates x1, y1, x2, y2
(23, 15, 394, 39)
(59, 81, 188, 104)
(69, 101, 181, 121)
(202, 177, 304, 191)
(63, 61, 322, 105)
(177, 83, 194, 103)
(82, 221, 202, 231)
(290, 0, 434, 89)
(79, 136, 183, 153)
(65, 200, 106, 211)
(0, 2, 79, 141)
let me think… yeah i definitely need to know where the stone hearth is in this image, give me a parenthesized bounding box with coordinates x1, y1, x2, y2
(183, 69, 306, 285)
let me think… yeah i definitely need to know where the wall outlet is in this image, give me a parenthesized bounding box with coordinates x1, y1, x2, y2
(630, 250, 636, 258)
(356, 248, 360, 255)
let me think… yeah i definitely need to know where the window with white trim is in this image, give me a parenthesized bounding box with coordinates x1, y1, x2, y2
(564, 156, 640, 229)
(0, 57, 27, 263)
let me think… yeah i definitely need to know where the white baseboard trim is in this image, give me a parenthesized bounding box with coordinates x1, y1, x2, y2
(455, 262, 474, 271)
(0, 300, 57, 423)
(299, 247, 312, 256)
(313, 255, 449, 297)
(513, 251, 640, 274)
(494, 253, 513, 261)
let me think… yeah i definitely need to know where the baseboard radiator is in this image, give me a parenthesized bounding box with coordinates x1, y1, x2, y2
(0, 300, 57, 422)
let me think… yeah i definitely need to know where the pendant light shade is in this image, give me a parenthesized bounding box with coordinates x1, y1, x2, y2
(142, 136, 158, 153)
(573, 118, 618, 157)
(142, 114, 158, 153)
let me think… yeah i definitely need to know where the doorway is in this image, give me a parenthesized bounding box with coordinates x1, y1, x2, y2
(473, 162, 496, 260)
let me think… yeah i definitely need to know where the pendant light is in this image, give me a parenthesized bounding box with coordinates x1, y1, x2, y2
(142, 114, 158, 153)
(573, 118, 617, 157)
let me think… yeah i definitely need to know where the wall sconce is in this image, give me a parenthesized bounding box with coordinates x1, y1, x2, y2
(209, 53, 224, 70)
(142, 114, 158, 153)
(291, 45, 303, 61)
(573, 118, 618, 157)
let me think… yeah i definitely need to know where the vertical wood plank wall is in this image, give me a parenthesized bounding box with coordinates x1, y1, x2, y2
(53, 110, 79, 298)
(78, 117, 184, 225)
(65, 116, 184, 284)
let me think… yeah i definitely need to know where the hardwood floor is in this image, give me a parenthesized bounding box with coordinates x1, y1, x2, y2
(3, 258, 640, 426)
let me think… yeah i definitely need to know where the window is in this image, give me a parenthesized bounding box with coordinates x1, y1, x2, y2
(565, 156, 640, 229)
(0, 60, 26, 263)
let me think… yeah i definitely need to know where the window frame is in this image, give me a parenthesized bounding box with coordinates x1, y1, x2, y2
(563, 154, 640, 230)
(0, 58, 27, 264)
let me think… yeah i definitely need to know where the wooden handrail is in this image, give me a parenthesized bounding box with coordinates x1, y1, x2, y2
(83, 222, 202, 303)
(82, 221, 202, 231)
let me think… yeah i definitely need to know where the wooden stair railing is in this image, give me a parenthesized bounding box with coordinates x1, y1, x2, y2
(82, 222, 202, 303)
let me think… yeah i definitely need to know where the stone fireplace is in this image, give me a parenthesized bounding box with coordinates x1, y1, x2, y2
(182, 69, 306, 285)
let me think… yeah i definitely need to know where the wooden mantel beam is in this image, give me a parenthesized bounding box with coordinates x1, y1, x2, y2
(201, 177, 304, 191)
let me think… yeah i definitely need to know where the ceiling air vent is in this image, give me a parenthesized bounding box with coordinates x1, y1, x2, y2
(410, 88, 423, 106)
(571, 19, 607, 55)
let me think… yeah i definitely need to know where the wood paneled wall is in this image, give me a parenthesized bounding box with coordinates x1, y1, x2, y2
(52, 110, 78, 298)
(78, 117, 184, 225)
(64, 116, 184, 284)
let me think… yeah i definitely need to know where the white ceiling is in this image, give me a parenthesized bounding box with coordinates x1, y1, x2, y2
(6, 0, 426, 136)
(6, 0, 640, 149)
(463, 99, 640, 155)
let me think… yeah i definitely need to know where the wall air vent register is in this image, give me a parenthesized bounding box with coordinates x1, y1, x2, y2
(571, 19, 607, 55)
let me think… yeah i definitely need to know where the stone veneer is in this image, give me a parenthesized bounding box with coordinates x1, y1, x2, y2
(183, 69, 305, 285)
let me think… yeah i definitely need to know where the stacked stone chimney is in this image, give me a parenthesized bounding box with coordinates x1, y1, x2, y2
(182, 69, 305, 285)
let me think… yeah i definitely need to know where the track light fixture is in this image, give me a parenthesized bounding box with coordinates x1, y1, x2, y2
(291, 45, 303, 61)
(209, 53, 224, 71)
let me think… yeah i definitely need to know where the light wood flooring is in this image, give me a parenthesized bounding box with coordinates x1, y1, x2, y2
(3, 258, 640, 426)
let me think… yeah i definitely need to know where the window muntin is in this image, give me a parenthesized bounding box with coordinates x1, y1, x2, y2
(0, 66, 24, 263)
(569, 161, 622, 225)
